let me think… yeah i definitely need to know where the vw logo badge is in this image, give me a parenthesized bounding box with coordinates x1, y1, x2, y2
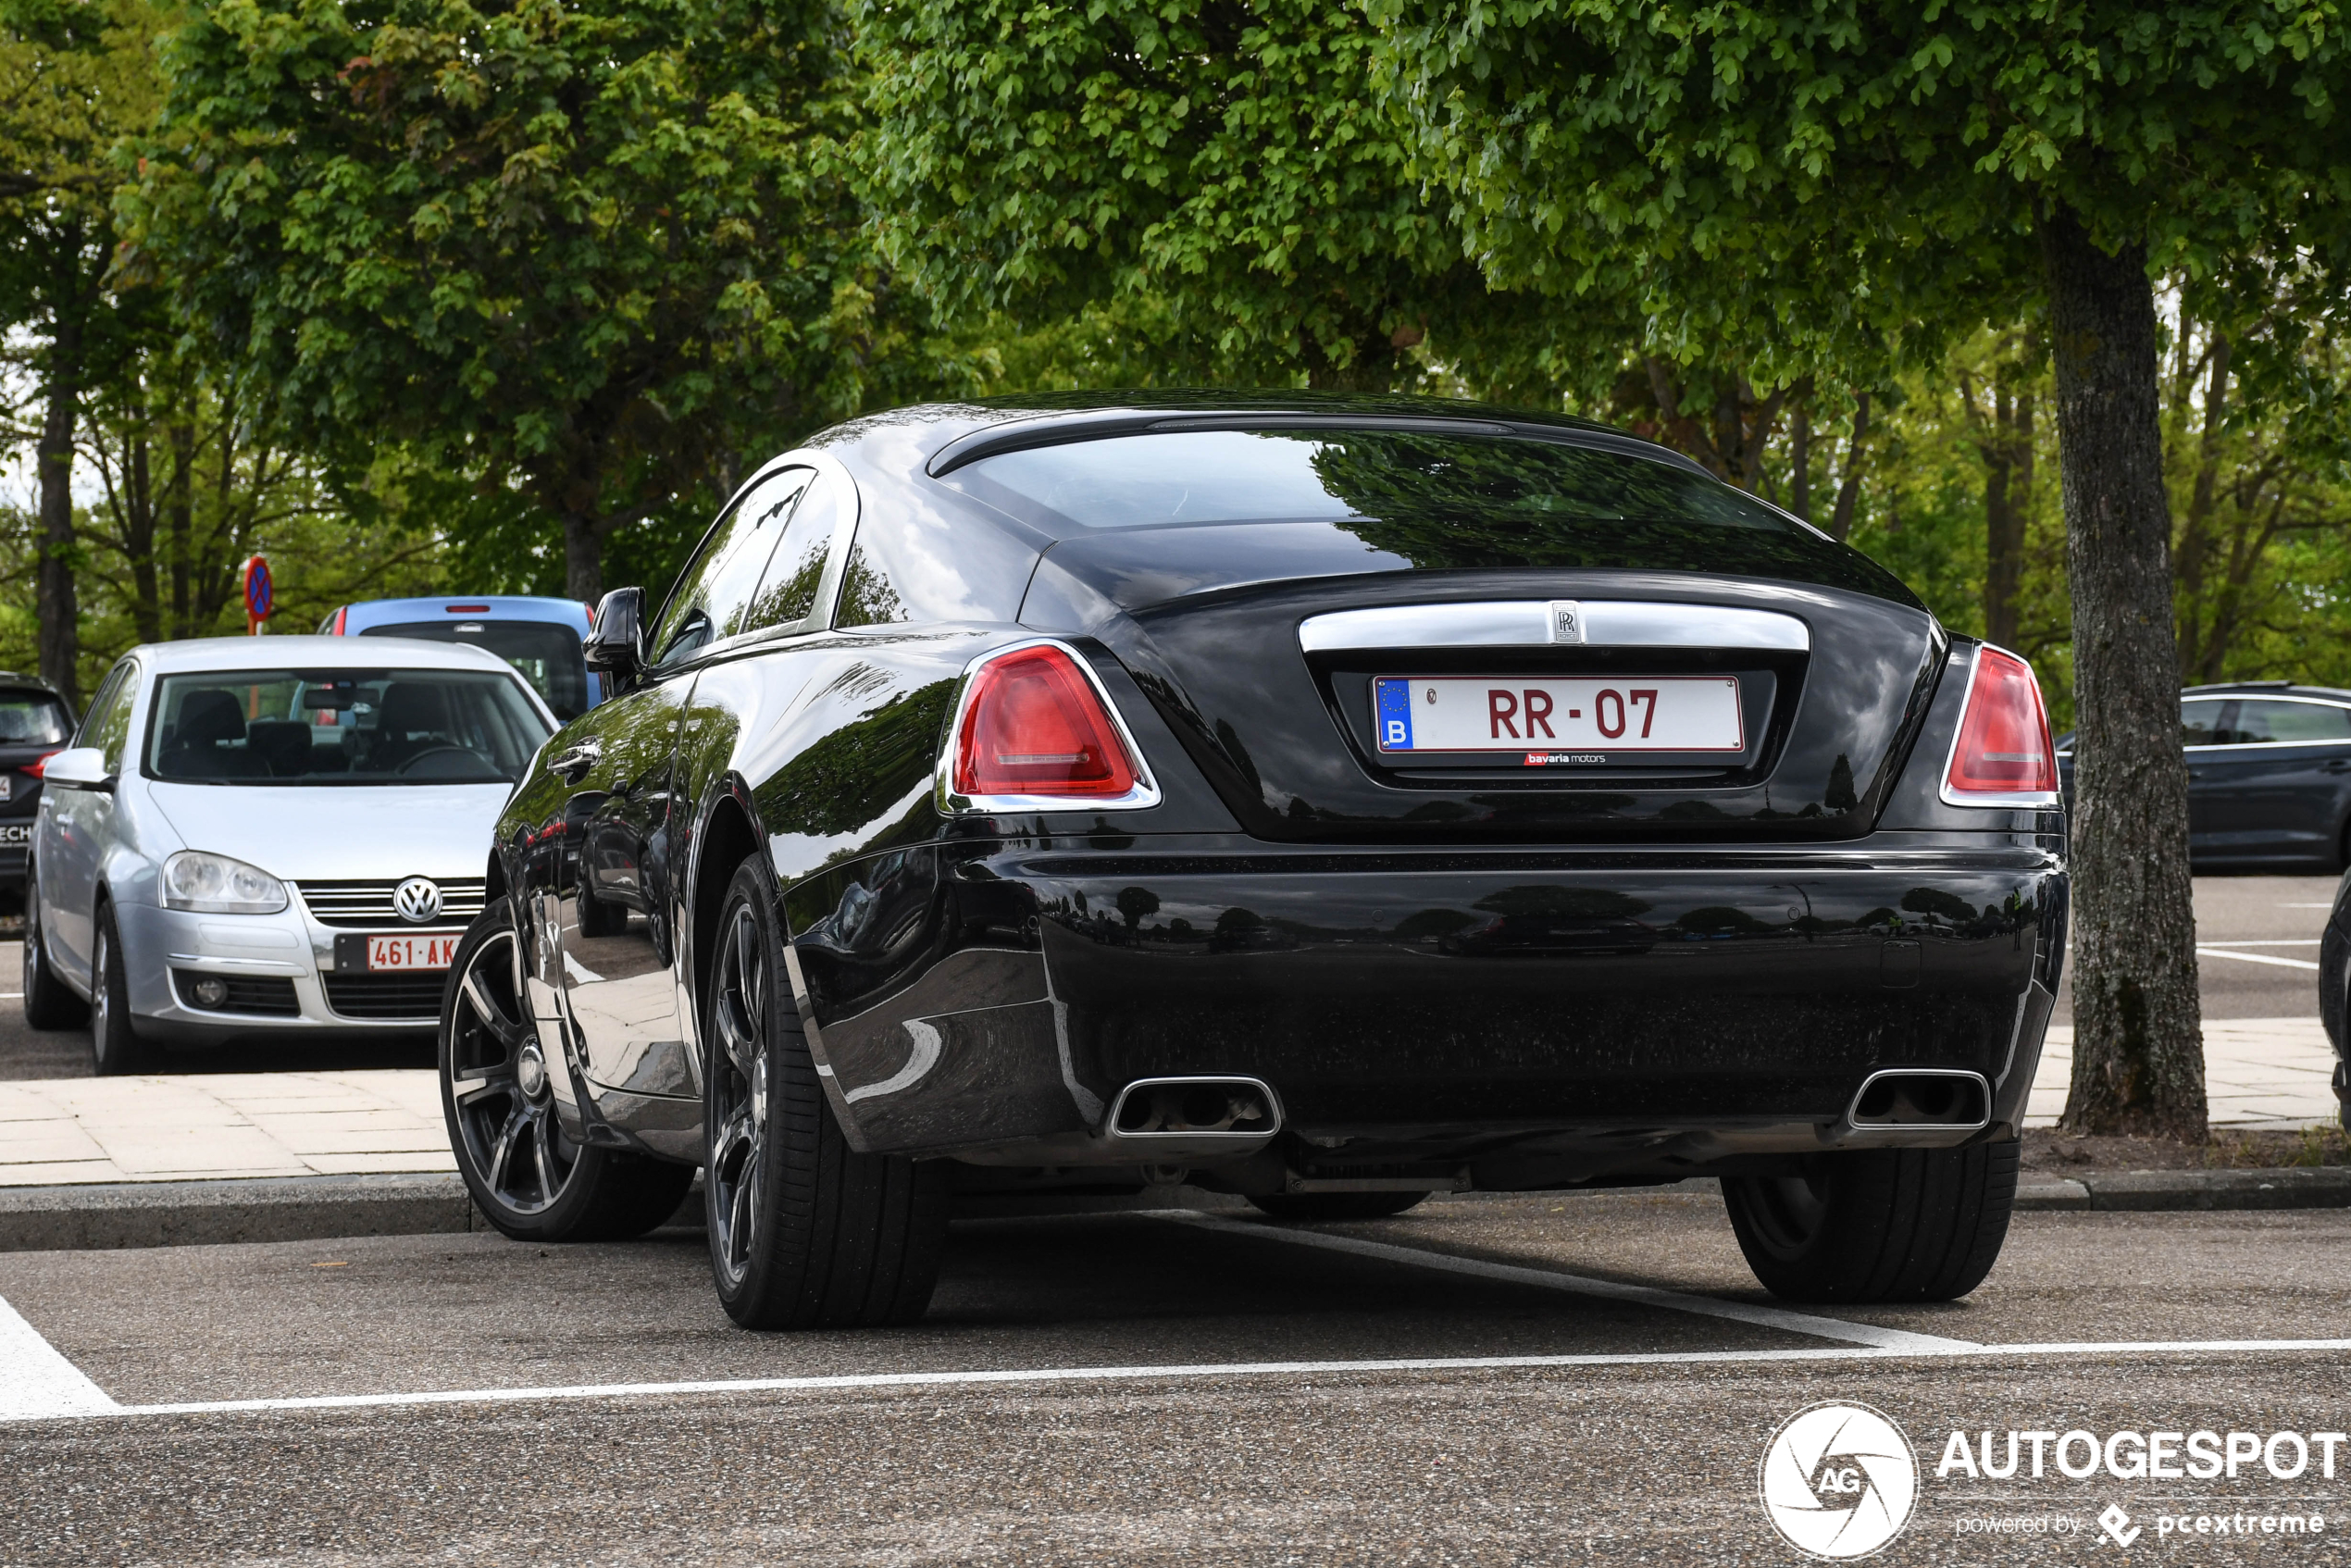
(393, 877, 443, 925)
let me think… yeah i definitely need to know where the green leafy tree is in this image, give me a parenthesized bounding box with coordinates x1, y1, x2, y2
(1375, 0, 2351, 1137)
(127, 0, 935, 600)
(1, 0, 161, 703)
(852, 0, 1490, 388)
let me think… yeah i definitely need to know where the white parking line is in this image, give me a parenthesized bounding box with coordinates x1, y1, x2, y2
(0, 1296, 120, 1421)
(7, 1333, 2351, 1425)
(2197, 947, 2322, 971)
(2199, 939, 2323, 947)
(1146, 1210, 1974, 1352)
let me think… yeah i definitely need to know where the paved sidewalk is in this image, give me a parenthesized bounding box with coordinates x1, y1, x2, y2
(2025, 1016, 2338, 1129)
(0, 1072, 453, 1186)
(0, 1016, 2338, 1187)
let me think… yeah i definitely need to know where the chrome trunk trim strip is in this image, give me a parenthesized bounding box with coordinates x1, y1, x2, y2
(1296, 601, 1810, 653)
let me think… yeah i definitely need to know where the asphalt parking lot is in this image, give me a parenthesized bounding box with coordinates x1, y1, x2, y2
(0, 873, 2345, 1562)
(4, 1191, 2350, 1562)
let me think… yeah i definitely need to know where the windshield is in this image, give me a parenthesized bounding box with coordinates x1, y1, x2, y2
(360, 618, 590, 719)
(964, 428, 1900, 589)
(145, 668, 553, 786)
(0, 690, 71, 745)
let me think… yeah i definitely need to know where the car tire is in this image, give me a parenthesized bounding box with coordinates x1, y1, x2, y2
(1721, 1141, 2020, 1304)
(21, 874, 88, 1030)
(1248, 1191, 1430, 1222)
(88, 902, 155, 1075)
(703, 858, 947, 1330)
(441, 902, 694, 1242)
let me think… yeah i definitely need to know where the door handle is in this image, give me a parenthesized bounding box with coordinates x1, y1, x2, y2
(550, 742, 601, 783)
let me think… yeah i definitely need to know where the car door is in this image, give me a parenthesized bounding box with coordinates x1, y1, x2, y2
(41, 660, 138, 982)
(557, 467, 815, 1096)
(2181, 697, 2248, 859)
(2211, 697, 2351, 863)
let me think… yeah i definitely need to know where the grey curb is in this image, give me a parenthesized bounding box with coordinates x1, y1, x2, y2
(1, 1165, 2344, 1252)
(0, 1174, 482, 1252)
(2015, 1167, 2351, 1212)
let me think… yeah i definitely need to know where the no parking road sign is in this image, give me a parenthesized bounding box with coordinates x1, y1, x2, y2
(243, 555, 274, 635)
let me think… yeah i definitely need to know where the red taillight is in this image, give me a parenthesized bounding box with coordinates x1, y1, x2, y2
(331, 605, 347, 635)
(1946, 646, 2055, 798)
(25, 750, 59, 779)
(952, 645, 1139, 800)
(446, 604, 491, 614)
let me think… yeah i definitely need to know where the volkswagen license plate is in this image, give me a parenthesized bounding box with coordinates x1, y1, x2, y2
(1374, 676, 1744, 755)
(367, 933, 458, 971)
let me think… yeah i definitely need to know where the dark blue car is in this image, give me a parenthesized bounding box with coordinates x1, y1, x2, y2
(2057, 681, 2351, 871)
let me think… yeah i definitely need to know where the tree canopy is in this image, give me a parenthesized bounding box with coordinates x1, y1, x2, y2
(128, 0, 919, 597)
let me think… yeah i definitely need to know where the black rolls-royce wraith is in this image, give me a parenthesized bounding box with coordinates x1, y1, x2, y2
(438, 392, 2067, 1327)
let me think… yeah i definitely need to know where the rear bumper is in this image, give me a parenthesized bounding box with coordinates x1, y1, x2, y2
(787, 830, 2066, 1176)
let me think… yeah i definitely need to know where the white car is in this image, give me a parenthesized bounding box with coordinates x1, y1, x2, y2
(21, 636, 557, 1072)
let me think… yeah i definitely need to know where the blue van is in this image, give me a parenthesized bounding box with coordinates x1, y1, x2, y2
(317, 596, 603, 719)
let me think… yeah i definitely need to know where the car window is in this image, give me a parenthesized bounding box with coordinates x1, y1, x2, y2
(648, 469, 812, 667)
(2182, 700, 2230, 747)
(144, 667, 553, 785)
(80, 663, 139, 772)
(2230, 699, 2351, 744)
(360, 618, 590, 720)
(0, 689, 71, 745)
(744, 469, 847, 633)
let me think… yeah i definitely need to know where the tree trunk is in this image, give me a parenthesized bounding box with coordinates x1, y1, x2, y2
(1788, 400, 1812, 521)
(1825, 393, 1870, 542)
(564, 512, 604, 603)
(2039, 204, 2206, 1141)
(1983, 388, 2034, 650)
(124, 431, 163, 644)
(2173, 336, 2229, 682)
(167, 416, 194, 639)
(36, 316, 81, 708)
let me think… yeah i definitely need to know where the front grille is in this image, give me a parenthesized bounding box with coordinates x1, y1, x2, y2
(293, 877, 485, 929)
(172, 969, 302, 1017)
(322, 972, 447, 1020)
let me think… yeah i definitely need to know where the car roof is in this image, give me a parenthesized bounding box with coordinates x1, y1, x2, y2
(0, 671, 66, 698)
(336, 596, 591, 628)
(125, 635, 525, 677)
(2182, 682, 2351, 703)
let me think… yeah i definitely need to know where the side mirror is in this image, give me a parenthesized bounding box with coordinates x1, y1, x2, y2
(584, 587, 645, 686)
(43, 747, 111, 792)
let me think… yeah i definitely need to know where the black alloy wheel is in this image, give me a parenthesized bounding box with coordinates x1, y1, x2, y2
(440, 902, 690, 1241)
(704, 858, 947, 1329)
(1248, 1191, 1430, 1222)
(88, 903, 154, 1075)
(1721, 1141, 2020, 1303)
(20, 871, 87, 1030)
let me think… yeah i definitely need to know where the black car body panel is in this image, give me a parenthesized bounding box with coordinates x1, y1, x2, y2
(487, 392, 2066, 1190)
(0, 676, 76, 899)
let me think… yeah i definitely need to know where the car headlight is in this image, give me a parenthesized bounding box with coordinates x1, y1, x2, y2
(162, 850, 289, 915)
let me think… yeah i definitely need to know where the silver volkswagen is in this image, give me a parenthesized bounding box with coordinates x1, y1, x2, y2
(21, 636, 556, 1071)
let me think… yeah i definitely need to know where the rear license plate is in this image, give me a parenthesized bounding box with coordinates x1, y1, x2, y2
(0, 823, 28, 845)
(365, 933, 458, 971)
(1374, 675, 1744, 755)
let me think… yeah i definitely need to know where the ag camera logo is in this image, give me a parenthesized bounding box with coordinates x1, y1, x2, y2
(1760, 1401, 1919, 1560)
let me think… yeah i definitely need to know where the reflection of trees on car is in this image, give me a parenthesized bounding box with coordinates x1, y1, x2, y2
(753, 681, 953, 839)
(1296, 431, 1914, 597)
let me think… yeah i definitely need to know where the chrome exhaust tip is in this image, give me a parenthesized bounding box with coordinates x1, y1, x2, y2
(1106, 1076, 1282, 1142)
(1847, 1068, 1992, 1131)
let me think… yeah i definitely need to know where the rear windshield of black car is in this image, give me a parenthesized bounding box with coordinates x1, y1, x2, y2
(964, 427, 1905, 591)
(0, 691, 71, 745)
(361, 618, 589, 719)
(144, 668, 553, 785)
